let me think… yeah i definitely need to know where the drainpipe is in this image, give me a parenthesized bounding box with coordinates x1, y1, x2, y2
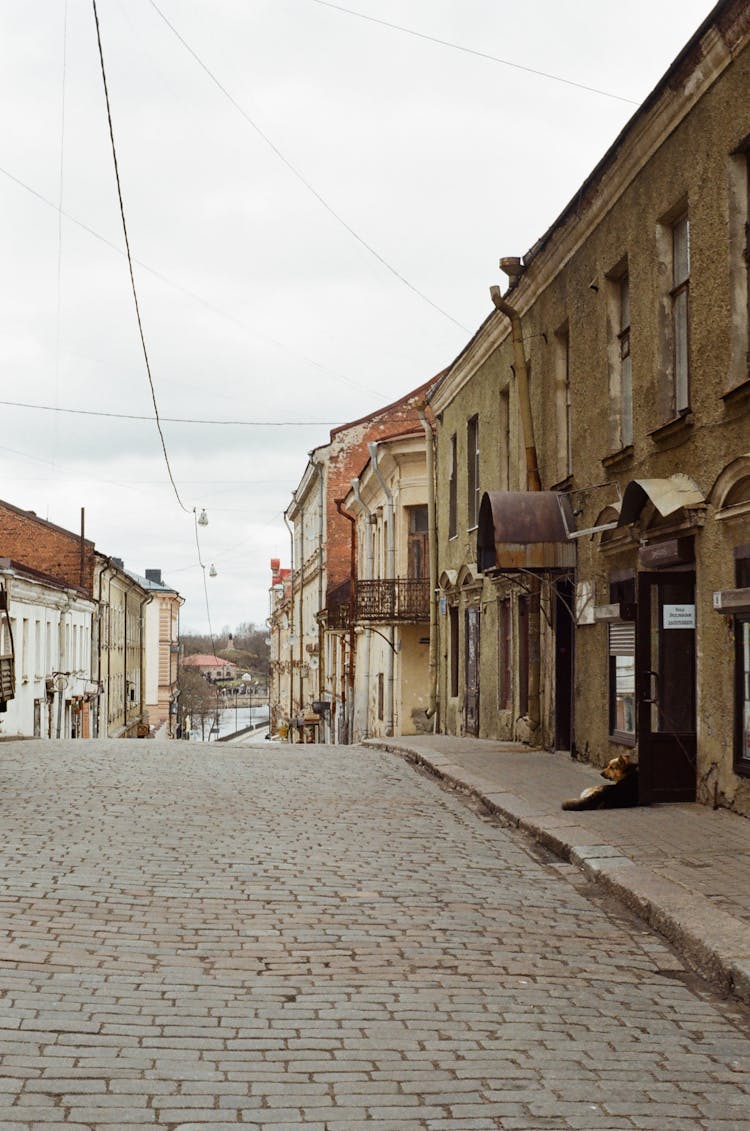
(283, 512, 295, 720)
(417, 405, 438, 725)
(335, 498, 356, 744)
(351, 477, 373, 739)
(489, 284, 542, 739)
(314, 461, 325, 715)
(368, 441, 395, 736)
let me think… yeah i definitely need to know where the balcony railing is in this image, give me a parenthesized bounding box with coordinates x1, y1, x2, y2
(355, 578, 429, 623)
(323, 580, 352, 632)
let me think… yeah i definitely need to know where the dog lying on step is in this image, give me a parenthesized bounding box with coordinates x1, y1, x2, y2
(561, 754, 639, 811)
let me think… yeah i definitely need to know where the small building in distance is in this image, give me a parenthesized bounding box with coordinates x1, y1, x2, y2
(182, 654, 238, 682)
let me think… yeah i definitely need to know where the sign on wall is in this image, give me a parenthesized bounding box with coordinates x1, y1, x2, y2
(663, 604, 695, 629)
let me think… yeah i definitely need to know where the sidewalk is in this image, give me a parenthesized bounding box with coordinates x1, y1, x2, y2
(364, 734, 750, 1006)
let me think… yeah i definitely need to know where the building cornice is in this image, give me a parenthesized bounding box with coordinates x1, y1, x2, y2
(429, 4, 749, 415)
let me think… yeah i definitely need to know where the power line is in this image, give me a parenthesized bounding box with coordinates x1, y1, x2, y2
(0, 163, 386, 403)
(147, 0, 470, 333)
(92, 0, 191, 514)
(0, 399, 340, 427)
(310, 0, 640, 106)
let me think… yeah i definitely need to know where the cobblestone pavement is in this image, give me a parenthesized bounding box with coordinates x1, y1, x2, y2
(0, 740, 749, 1131)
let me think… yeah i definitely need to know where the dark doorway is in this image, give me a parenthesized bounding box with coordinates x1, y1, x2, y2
(465, 605, 480, 736)
(554, 578, 574, 751)
(637, 571, 697, 802)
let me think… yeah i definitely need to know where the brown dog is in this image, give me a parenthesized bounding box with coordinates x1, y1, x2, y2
(561, 754, 639, 811)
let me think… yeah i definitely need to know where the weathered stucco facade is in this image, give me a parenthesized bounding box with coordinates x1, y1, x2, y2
(429, 0, 750, 814)
(343, 432, 431, 741)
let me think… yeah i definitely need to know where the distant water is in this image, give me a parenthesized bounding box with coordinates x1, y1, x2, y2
(189, 705, 269, 742)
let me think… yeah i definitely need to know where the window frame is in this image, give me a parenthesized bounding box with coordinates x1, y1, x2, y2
(467, 414, 480, 530)
(608, 575, 636, 746)
(671, 212, 691, 414)
(734, 552, 750, 775)
(449, 604, 459, 698)
(448, 432, 457, 539)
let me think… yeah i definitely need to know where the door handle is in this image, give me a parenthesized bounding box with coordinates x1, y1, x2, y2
(643, 668, 659, 703)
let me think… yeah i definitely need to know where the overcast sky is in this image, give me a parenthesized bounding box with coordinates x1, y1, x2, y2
(0, 0, 714, 633)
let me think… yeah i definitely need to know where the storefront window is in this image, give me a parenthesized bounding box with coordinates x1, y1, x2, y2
(609, 575, 635, 745)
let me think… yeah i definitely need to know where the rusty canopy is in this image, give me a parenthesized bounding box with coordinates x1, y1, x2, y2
(477, 492, 576, 572)
(616, 474, 705, 527)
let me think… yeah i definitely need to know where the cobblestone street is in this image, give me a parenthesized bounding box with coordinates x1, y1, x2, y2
(0, 740, 749, 1131)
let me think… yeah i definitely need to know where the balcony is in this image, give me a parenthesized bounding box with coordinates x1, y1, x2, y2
(356, 578, 429, 623)
(323, 580, 352, 632)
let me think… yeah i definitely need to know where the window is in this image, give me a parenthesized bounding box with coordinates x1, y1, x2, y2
(467, 415, 480, 528)
(497, 597, 512, 710)
(555, 325, 572, 481)
(735, 551, 750, 773)
(671, 213, 690, 413)
(449, 605, 459, 697)
(448, 433, 457, 539)
(377, 672, 384, 721)
(618, 274, 633, 446)
(499, 387, 510, 490)
(728, 144, 750, 389)
(21, 618, 29, 679)
(608, 576, 636, 744)
(407, 506, 428, 580)
(518, 596, 529, 716)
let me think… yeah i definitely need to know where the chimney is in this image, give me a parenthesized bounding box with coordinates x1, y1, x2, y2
(145, 569, 163, 585)
(111, 557, 124, 570)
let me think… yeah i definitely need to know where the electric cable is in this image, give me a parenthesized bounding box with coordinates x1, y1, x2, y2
(0, 163, 386, 402)
(147, 0, 469, 333)
(310, 0, 640, 106)
(0, 399, 339, 427)
(53, 0, 68, 475)
(92, 0, 189, 514)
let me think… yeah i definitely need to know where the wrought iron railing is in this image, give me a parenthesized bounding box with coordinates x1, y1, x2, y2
(355, 578, 429, 623)
(324, 580, 352, 631)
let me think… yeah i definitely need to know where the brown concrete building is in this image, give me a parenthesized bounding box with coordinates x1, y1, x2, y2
(428, 0, 750, 813)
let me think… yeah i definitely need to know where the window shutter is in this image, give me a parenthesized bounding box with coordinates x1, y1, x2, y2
(609, 621, 635, 657)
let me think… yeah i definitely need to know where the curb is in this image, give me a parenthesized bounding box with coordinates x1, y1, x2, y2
(370, 739, 750, 1006)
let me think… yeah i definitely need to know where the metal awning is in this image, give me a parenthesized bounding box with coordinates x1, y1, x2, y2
(477, 491, 576, 572)
(616, 474, 705, 527)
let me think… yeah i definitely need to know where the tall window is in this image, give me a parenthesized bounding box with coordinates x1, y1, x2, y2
(735, 550, 750, 774)
(728, 146, 750, 389)
(497, 597, 512, 710)
(449, 605, 459, 697)
(407, 506, 428, 580)
(467, 415, 480, 528)
(618, 274, 633, 446)
(448, 433, 457, 539)
(671, 213, 690, 413)
(608, 576, 636, 744)
(499, 387, 510, 490)
(555, 325, 571, 481)
(518, 596, 529, 717)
